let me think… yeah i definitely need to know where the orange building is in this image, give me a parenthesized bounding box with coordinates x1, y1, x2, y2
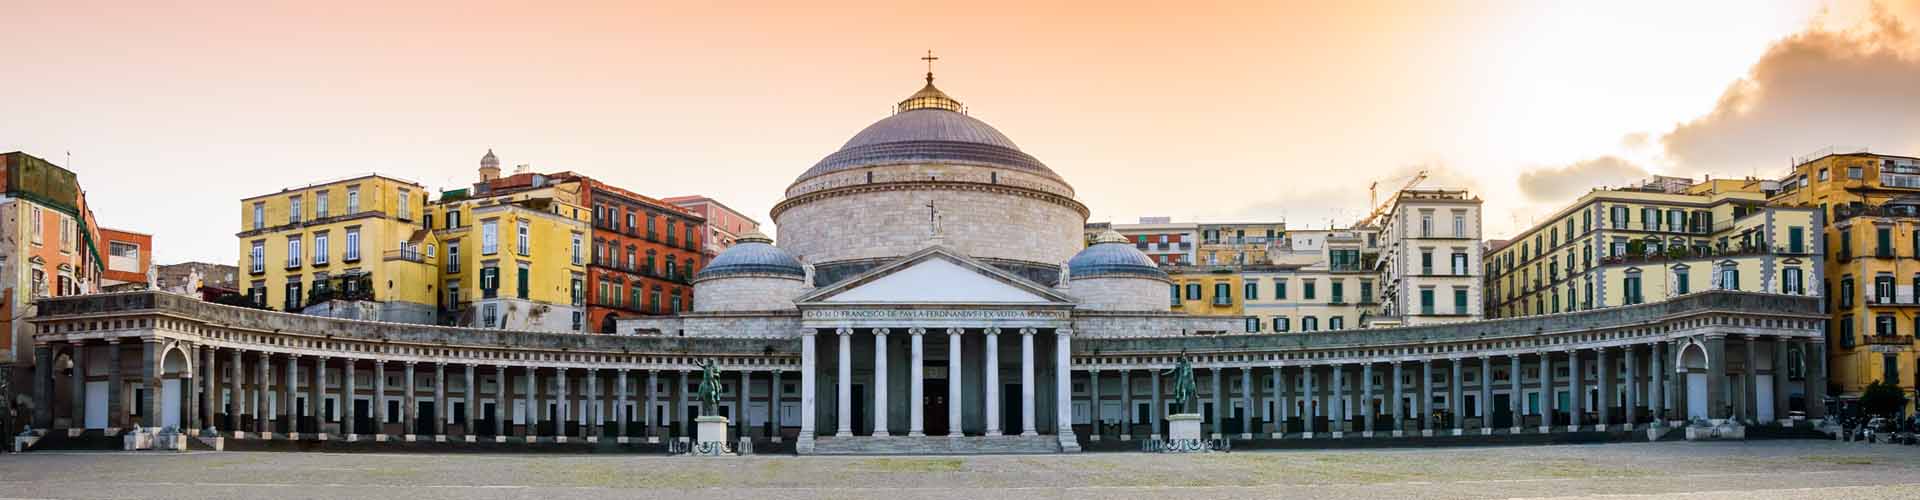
(663, 195, 760, 267)
(550, 173, 705, 332)
(1, 151, 106, 418)
(98, 227, 153, 290)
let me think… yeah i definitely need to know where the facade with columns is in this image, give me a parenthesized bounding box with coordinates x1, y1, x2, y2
(18, 71, 1831, 455)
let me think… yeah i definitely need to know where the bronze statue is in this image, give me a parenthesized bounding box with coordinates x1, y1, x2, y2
(696, 360, 723, 417)
(1164, 355, 1197, 414)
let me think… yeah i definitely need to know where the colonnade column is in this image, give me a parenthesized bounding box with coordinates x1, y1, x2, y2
(1743, 335, 1759, 424)
(1239, 366, 1254, 440)
(141, 341, 160, 429)
(29, 345, 49, 429)
(984, 327, 1001, 436)
(524, 366, 538, 440)
(872, 328, 889, 437)
(947, 328, 963, 437)
(646, 369, 658, 440)
(556, 368, 569, 440)
(403, 362, 417, 441)
(1302, 365, 1316, 439)
(615, 369, 629, 440)
(835, 327, 852, 437)
(1330, 364, 1345, 438)
(1567, 349, 1582, 432)
(1537, 351, 1552, 433)
(464, 364, 477, 440)
(69, 342, 85, 430)
(1772, 338, 1790, 425)
(1806, 338, 1827, 420)
(283, 354, 297, 438)
(1278, 366, 1292, 437)
(1705, 335, 1729, 422)
(735, 369, 747, 439)
(798, 330, 816, 451)
(1651, 341, 1666, 426)
(372, 360, 387, 440)
(1020, 328, 1037, 436)
(1478, 356, 1492, 435)
(1419, 360, 1433, 436)
(1390, 361, 1404, 437)
(495, 366, 507, 439)
(585, 368, 599, 440)
(1361, 363, 1375, 437)
(1598, 348, 1613, 430)
(770, 370, 783, 441)
(1449, 358, 1464, 434)
(1054, 328, 1074, 446)
(1509, 354, 1523, 434)
(908, 327, 925, 437)
(313, 356, 327, 438)
(203, 345, 217, 432)
(343, 359, 357, 439)
(106, 341, 123, 430)
(229, 349, 243, 432)
(1088, 368, 1101, 440)
(434, 363, 447, 439)
(1120, 369, 1134, 440)
(1625, 346, 1640, 428)
(677, 370, 689, 438)
(1150, 368, 1163, 440)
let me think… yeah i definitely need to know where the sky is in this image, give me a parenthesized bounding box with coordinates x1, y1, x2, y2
(4, 0, 1919, 264)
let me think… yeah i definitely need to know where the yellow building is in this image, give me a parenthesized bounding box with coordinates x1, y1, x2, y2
(430, 186, 588, 333)
(237, 174, 440, 323)
(1486, 176, 1820, 321)
(1168, 266, 1244, 317)
(1196, 223, 1285, 266)
(1770, 151, 1920, 413)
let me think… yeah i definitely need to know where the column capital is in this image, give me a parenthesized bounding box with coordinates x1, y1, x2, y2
(404, 360, 417, 367)
(800, 328, 818, 337)
(984, 327, 1001, 336)
(945, 327, 964, 336)
(288, 353, 301, 359)
(1018, 327, 1037, 336)
(835, 327, 853, 336)
(907, 327, 926, 336)
(873, 327, 891, 337)
(1056, 328, 1073, 338)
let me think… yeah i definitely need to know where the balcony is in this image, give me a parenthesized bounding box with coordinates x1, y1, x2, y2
(384, 249, 426, 263)
(1863, 334, 1914, 346)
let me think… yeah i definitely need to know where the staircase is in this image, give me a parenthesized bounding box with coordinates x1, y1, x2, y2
(807, 435, 1062, 455)
(21, 430, 123, 451)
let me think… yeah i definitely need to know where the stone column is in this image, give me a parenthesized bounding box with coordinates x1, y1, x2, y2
(373, 360, 387, 439)
(1567, 349, 1582, 432)
(1361, 362, 1375, 437)
(1450, 358, 1464, 434)
(908, 327, 925, 437)
(800, 329, 816, 450)
(771, 370, 784, 441)
(69, 342, 86, 430)
(1279, 366, 1293, 435)
(107, 341, 125, 430)
(1150, 368, 1163, 439)
(203, 345, 217, 431)
(1302, 364, 1316, 438)
(872, 328, 890, 437)
(1419, 360, 1433, 436)
(1806, 338, 1827, 420)
(1019, 327, 1038, 436)
(1598, 348, 1613, 430)
(464, 364, 477, 439)
(1212, 366, 1225, 439)
(1088, 368, 1101, 440)
(1706, 335, 1729, 422)
(585, 369, 599, 440)
(1054, 328, 1074, 447)
(403, 362, 418, 440)
(434, 363, 447, 439)
(676, 370, 689, 437)
(835, 327, 853, 437)
(30, 345, 50, 429)
(984, 327, 1001, 436)
(946, 328, 963, 437)
(1538, 351, 1552, 433)
(1772, 338, 1789, 425)
(1651, 342, 1666, 426)
(495, 366, 507, 439)
(556, 368, 569, 439)
(1625, 346, 1640, 428)
(313, 356, 327, 438)
(1240, 366, 1254, 439)
(736, 369, 748, 439)
(1509, 354, 1522, 433)
(141, 341, 161, 429)
(283, 354, 297, 437)
(256, 352, 269, 435)
(1121, 369, 1134, 440)
(343, 359, 357, 439)
(524, 366, 538, 439)
(616, 369, 629, 440)
(1390, 361, 1404, 437)
(646, 369, 658, 439)
(1743, 336, 1759, 424)
(1478, 356, 1492, 434)
(1330, 364, 1345, 438)
(229, 349, 242, 432)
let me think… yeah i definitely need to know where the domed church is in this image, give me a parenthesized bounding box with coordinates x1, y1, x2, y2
(623, 68, 1239, 454)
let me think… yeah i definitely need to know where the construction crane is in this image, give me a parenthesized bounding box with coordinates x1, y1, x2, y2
(1354, 170, 1428, 228)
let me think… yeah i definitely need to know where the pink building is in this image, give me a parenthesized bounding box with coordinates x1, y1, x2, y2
(662, 195, 760, 266)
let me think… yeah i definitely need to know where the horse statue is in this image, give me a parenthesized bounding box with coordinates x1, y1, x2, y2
(696, 360, 723, 417)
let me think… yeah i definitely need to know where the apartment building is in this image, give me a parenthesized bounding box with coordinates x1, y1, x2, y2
(237, 174, 439, 323)
(1378, 189, 1484, 326)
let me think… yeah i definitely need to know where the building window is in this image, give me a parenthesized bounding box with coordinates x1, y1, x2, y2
(516, 263, 530, 300)
(1330, 281, 1345, 304)
(1453, 213, 1466, 237)
(1276, 279, 1288, 300)
(1272, 317, 1290, 332)
(481, 220, 499, 255)
(249, 241, 265, 273)
(482, 303, 498, 328)
(1419, 288, 1435, 315)
(1783, 267, 1803, 295)
(480, 266, 499, 299)
(1420, 213, 1433, 237)
(1244, 282, 1259, 301)
(1328, 316, 1344, 330)
(447, 209, 462, 229)
(250, 202, 264, 230)
(1876, 314, 1897, 337)
(1420, 250, 1434, 275)
(1169, 284, 1180, 306)
(1875, 275, 1895, 303)
(1454, 287, 1468, 315)
(1186, 283, 1201, 300)
(1245, 317, 1260, 333)
(397, 188, 412, 220)
(571, 235, 583, 265)
(285, 280, 302, 311)
(1624, 275, 1644, 305)
(1877, 227, 1893, 257)
(1675, 268, 1690, 295)
(286, 236, 302, 268)
(516, 220, 530, 255)
(289, 195, 303, 224)
(1451, 252, 1467, 276)
(1301, 316, 1318, 331)
(346, 186, 360, 213)
(313, 232, 329, 265)
(344, 227, 361, 261)
(1212, 282, 1231, 306)
(1304, 280, 1317, 300)
(1841, 276, 1855, 307)
(1788, 227, 1805, 254)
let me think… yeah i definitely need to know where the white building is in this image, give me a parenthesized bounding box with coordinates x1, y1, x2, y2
(1377, 189, 1484, 325)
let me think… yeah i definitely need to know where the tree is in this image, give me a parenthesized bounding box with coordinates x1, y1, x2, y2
(1859, 379, 1910, 417)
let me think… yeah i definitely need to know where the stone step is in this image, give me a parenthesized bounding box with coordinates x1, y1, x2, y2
(808, 435, 1062, 455)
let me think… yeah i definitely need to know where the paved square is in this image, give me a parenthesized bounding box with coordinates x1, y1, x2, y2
(3, 440, 1919, 499)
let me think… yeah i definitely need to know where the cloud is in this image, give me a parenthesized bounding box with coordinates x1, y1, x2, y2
(1661, 4, 1920, 174)
(1516, 156, 1649, 202)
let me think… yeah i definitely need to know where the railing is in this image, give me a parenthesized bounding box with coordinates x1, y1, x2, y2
(384, 249, 426, 263)
(1834, 203, 1920, 222)
(1863, 335, 1914, 346)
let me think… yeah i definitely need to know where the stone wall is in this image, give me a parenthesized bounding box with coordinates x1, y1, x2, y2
(774, 183, 1084, 271)
(1065, 277, 1172, 312)
(693, 275, 807, 312)
(620, 311, 802, 338)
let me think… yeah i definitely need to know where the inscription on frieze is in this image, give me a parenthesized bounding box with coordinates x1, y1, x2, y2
(803, 309, 1067, 321)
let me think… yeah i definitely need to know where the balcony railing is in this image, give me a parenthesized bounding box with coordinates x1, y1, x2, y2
(1863, 334, 1914, 346)
(384, 249, 426, 263)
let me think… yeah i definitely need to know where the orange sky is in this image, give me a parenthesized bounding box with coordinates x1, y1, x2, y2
(4, 0, 1916, 263)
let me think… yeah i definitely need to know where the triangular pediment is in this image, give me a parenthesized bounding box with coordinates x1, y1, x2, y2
(797, 246, 1073, 305)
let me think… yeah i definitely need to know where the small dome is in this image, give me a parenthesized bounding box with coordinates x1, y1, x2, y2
(697, 230, 805, 280)
(1068, 232, 1167, 279)
(480, 149, 499, 169)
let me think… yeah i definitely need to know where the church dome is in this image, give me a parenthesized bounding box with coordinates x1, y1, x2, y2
(794, 78, 1056, 184)
(1068, 230, 1167, 280)
(695, 230, 805, 281)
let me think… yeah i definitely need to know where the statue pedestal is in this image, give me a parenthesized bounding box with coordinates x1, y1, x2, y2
(1167, 413, 1203, 441)
(685, 416, 734, 456)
